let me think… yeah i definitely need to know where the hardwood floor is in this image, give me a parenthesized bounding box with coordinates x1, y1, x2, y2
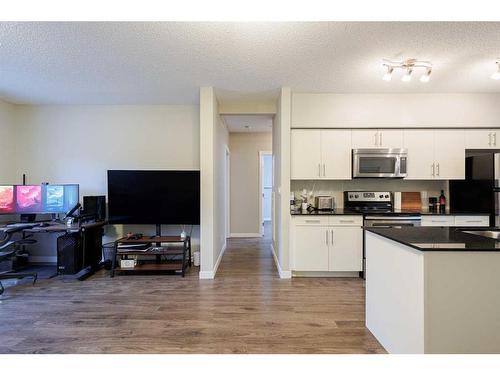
(0, 224, 385, 354)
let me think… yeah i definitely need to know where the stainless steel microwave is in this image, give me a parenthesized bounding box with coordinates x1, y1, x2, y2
(352, 149, 408, 178)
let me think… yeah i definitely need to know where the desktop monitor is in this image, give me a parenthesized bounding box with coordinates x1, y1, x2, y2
(0, 185, 15, 214)
(15, 185, 43, 213)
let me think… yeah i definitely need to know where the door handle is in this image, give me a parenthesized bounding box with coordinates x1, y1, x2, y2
(323, 164, 326, 176)
(431, 163, 435, 177)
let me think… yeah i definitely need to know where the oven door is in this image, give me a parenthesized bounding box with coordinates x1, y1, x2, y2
(364, 216, 421, 228)
(353, 149, 407, 178)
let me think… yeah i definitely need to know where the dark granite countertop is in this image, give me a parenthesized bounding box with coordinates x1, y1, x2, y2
(290, 208, 490, 216)
(365, 227, 500, 251)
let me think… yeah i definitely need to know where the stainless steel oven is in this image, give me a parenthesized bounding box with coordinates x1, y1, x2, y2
(364, 215, 421, 228)
(352, 148, 408, 178)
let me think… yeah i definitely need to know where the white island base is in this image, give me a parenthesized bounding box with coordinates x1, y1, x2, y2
(366, 231, 500, 354)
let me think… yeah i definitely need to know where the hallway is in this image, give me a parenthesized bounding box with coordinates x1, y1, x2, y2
(0, 226, 384, 354)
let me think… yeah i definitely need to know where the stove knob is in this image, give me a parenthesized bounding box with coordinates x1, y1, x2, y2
(379, 194, 383, 198)
(354, 194, 359, 198)
(385, 194, 389, 198)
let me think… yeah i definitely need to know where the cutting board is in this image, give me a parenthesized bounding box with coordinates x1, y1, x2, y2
(401, 192, 421, 212)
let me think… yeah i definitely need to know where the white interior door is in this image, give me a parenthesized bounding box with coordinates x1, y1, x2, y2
(262, 154, 272, 221)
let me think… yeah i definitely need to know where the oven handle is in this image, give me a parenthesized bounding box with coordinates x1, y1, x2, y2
(364, 216, 421, 220)
(367, 222, 420, 227)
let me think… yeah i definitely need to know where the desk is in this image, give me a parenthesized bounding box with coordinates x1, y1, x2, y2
(111, 235, 191, 277)
(0, 221, 106, 280)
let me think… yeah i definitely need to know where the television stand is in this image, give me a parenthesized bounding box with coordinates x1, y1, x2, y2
(110, 235, 191, 277)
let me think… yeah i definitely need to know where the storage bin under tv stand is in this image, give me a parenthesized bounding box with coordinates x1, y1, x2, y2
(110, 235, 191, 277)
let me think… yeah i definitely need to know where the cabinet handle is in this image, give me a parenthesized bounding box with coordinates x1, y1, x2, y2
(431, 163, 435, 177)
(339, 220, 355, 223)
(326, 230, 328, 245)
(331, 229, 334, 244)
(374, 132, 378, 146)
(323, 164, 326, 176)
(436, 163, 440, 177)
(494, 133, 497, 146)
(318, 164, 321, 177)
(379, 132, 383, 146)
(465, 220, 482, 223)
(489, 133, 492, 146)
(305, 220, 320, 223)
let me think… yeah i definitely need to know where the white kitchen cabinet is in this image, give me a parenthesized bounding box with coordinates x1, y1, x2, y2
(465, 129, 499, 149)
(320, 130, 352, 179)
(433, 130, 465, 179)
(421, 215, 489, 227)
(291, 129, 351, 180)
(292, 225, 329, 271)
(403, 130, 465, 180)
(352, 129, 403, 149)
(291, 130, 322, 179)
(329, 226, 363, 272)
(292, 216, 363, 273)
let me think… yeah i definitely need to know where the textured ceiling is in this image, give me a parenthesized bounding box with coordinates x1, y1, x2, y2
(223, 114, 273, 133)
(1, 22, 500, 105)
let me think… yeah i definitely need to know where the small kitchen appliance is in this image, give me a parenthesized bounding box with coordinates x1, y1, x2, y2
(314, 195, 335, 210)
(352, 149, 408, 178)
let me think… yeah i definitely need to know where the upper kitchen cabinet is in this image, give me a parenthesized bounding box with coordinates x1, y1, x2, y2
(351, 129, 403, 149)
(291, 129, 322, 179)
(403, 130, 465, 180)
(464, 129, 499, 149)
(291, 129, 351, 180)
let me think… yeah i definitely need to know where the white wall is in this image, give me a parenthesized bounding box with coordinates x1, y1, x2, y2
(292, 93, 500, 128)
(272, 88, 292, 278)
(199, 87, 229, 279)
(229, 132, 272, 236)
(10, 104, 200, 261)
(0, 99, 16, 184)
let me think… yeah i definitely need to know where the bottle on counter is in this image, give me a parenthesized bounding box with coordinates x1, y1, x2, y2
(439, 190, 446, 213)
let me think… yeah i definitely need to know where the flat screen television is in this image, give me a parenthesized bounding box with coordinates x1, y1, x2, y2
(107, 170, 200, 225)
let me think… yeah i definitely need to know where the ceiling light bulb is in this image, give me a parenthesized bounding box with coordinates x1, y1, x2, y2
(420, 68, 432, 83)
(401, 68, 413, 82)
(492, 63, 500, 80)
(382, 67, 393, 81)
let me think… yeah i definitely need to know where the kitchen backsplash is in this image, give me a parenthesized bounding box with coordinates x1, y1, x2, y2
(291, 180, 449, 209)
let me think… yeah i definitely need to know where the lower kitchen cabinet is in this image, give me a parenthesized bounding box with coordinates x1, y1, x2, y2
(291, 216, 363, 273)
(421, 215, 490, 227)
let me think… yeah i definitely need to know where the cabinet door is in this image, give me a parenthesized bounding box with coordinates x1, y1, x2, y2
(291, 130, 322, 179)
(403, 130, 435, 179)
(320, 130, 352, 179)
(421, 215, 455, 227)
(293, 225, 329, 271)
(351, 130, 379, 148)
(329, 226, 363, 272)
(434, 130, 465, 180)
(465, 130, 497, 149)
(378, 130, 403, 148)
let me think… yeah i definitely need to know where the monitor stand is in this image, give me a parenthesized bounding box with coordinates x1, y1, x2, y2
(148, 224, 163, 245)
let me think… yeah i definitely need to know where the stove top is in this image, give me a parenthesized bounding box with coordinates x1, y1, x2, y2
(344, 191, 393, 213)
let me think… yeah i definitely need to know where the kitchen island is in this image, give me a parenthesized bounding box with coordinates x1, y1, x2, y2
(365, 227, 500, 354)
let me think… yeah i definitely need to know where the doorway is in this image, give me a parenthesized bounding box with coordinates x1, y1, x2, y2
(259, 151, 273, 237)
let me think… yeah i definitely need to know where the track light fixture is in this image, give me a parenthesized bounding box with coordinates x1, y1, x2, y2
(492, 61, 500, 80)
(382, 58, 432, 83)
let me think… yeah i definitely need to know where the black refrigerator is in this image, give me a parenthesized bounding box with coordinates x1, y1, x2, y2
(449, 153, 500, 227)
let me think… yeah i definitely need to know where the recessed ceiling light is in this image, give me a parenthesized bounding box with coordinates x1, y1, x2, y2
(492, 61, 500, 80)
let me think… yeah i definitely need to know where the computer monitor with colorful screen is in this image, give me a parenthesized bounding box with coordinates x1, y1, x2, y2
(0, 184, 79, 214)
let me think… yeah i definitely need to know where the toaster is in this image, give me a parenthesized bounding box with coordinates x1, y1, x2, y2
(314, 196, 335, 210)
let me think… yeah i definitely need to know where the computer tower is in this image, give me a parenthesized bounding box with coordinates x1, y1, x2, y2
(57, 233, 82, 275)
(82, 195, 106, 221)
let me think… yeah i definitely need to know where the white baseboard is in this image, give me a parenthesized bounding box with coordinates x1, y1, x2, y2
(271, 243, 292, 279)
(292, 271, 360, 278)
(29, 256, 57, 264)
(230, 233, 261, 238)
(198, 242, 227, 280)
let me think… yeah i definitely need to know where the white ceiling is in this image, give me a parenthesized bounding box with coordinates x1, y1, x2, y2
(223, 114, 273, 133)
(1, 22, 500, 105)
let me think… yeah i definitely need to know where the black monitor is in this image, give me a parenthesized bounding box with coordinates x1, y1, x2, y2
(107, 170, 200, 225)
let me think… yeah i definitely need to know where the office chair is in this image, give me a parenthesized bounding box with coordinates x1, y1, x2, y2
(0, 226, 38, 295)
